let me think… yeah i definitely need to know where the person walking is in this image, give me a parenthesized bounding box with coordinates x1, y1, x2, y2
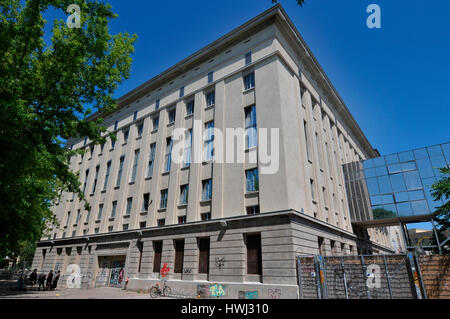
(51, 271, 61, 291)
(29, 269, 38, 289)
(38, 273, 46, 291)
(46, 270, 53, 290)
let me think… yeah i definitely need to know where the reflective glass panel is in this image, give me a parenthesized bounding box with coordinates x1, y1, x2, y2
(397, 202, 413, 217)
(381, 194, 395, 204)
(372, 206, 397, 220)
(373, 157, 386, 167)
(390, 174, 406, 192)
(404, 171, 422, 190)
(416, 158, 434, 179)
(408, 190, 425, 201)
(400, 161, 416, 172)
(376, 166, 388, 176)
(394, 192, 409, 203)
(371, 195, 382, 205)
(430, 156, 446, 178)
(385, 154, 399, 164)
(411, 200, 429, 216)
(428, 145, 443, 157)
(378, 175, 392, 194)
(398, 151, 414, 162)
(388, 164, 402, 174)
(363, 158, 375, 169)
(366, 177, 380, 195)
(442, 143, 450, 164)
(364, 168, 377, 178)
(414, 148, 428, 160)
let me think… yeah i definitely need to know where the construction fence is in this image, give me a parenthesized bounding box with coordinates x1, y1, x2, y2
(297, 253, 427, 299)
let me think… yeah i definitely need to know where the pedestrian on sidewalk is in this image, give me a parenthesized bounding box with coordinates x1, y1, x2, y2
(50, 271, 61, 291)
(29, 269, 37, 289)
(46, 270, 53, 290)
(38, 273, 46, 291)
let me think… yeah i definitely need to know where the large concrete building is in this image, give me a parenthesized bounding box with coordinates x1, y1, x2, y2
(32, 5, 399, 298)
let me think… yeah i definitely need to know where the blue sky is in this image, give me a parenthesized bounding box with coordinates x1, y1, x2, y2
(44, 0, 449, 229)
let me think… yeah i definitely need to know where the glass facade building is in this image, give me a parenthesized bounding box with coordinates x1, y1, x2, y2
(343, 142, 450, 226)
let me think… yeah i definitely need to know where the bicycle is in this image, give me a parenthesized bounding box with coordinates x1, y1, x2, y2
(149, 280, 171, 298)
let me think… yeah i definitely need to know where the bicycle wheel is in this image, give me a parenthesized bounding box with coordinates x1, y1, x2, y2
(162, 286, 171, 297)
(150, 286, 160, 298)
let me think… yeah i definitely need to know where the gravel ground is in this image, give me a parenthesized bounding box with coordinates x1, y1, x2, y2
(0, 279, 173, 299)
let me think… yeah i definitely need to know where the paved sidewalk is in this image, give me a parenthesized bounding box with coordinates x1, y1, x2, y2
(0, 279, 170, 299)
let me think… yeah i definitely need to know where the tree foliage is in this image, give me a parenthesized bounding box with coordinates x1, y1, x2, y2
(0, 0, 137, 258)
(431, 167, 450, 231)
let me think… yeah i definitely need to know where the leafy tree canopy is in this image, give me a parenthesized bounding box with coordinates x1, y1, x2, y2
(431, 167, 450, 231)
(0, 0, 137, 258)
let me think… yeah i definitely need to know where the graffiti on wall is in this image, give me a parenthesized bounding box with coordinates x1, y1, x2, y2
(238, 291, 258, 299)
(182, 267, 193, 274)
(161, 263, 170, 278)
(197, 284, 227, 298)
(96, 262, 109, 283)
(268, 288, 281, 299)
(214, 257, 225, 270)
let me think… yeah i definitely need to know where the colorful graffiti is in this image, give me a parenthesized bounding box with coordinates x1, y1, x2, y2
(197, 284, 227, 298)
(161, 263, 170, 277)
(239, 291, 258, 299)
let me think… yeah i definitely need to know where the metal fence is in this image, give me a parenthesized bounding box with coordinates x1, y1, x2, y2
(297, 253, 425, 299)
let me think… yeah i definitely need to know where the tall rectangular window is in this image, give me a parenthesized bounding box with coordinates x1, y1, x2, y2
(310, 179, 316, 202)
(130, 149, 140, 183)
(245, 52, 252, 65)
(246, 168, 259, 193)
(142, 193, 150, 212)
(165, 137, 173, 172)
(245, 106, 257, 149)
(123, 129, 129, 144)
(137, 122, 144, 137)
(168, 107, 176, 124)
(206, 90, 215, 107)
(75, 209, 81, 224)
(174, 240, 185, 273)
(155, 99, 160, 110)
(244, 72, 255, 90)
(133, 111, 138, 121)
(198, 238, 210, 274)
(207, 71, 213, 84)
(186, 100, 194, 116)
(92, 165, 100, 193)
(304, 121, 311, 161)
(116, 156, 125, 187)
(66, 212, 71, 227)
(97, 204, 104, 220)
(82, 169, 89, 194)
(111, 201, 117, 218)
(204, 121, 214, 161)
(160, 189, 168, 209)
(316, 133, 323, 169)
(202, 179, 212, 201)
(323, 187, 328, 207)
(114, 121, 118, 131)
(183, 129, 192, 167)
(147, 143, 156, 178)
(180, 86, 184, 98)
(152, 115, 159, 131)
(153, 241, 163, 273)
(180, 185, 189, 205)
(125, 197, 133, 215)
(137, 241, 144, 272)
(111, 137, 116, 149)
(103, 161, 112, 190)
(246, 234, 262, 275)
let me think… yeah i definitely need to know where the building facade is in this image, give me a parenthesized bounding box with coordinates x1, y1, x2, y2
(32, 5, 398, 298)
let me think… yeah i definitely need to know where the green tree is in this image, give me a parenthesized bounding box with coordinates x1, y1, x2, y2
(0, 0, 137, 258)
(431, 167, 450, 231)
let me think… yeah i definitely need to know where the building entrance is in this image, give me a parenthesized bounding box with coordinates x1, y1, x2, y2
(95, 256, 126, 288)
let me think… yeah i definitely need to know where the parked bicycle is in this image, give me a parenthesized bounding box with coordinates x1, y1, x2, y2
(149, 280, 171, 298)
